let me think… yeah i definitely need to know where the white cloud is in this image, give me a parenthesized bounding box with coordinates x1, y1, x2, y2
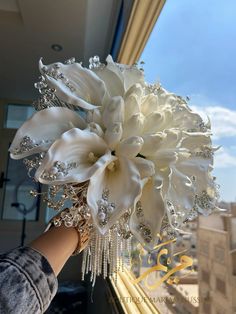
(214, 147, 236, 168)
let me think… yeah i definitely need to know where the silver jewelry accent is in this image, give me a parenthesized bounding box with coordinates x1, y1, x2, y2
(160, 214, 179, 239)
(12, 136, 52, 155)
(97, 189, 115, 227)
(145, 83, 161, 95)
(187, 120, 210, 133)
(193, 190, 215, 215)
(82, 222, 132, 286)
(89, 55, 104, 70)
(23, 153, 45, 177)
(41, 160, 78, 181)
(191, 145, 214, 158)
(135, 201, 152, 243)
(64, 57, 76, 65)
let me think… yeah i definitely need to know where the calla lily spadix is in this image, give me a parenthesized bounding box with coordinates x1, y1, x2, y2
(9, 55, 219, 284)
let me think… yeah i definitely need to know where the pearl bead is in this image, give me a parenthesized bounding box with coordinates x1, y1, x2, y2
(50, 167, 58, 174)
(98, 212, 106, 221)
(57, 172, 64, 178)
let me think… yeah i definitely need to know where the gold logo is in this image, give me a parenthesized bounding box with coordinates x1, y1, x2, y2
(131, 238, 193, 290)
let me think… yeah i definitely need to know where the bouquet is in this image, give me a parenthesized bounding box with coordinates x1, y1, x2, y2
(10, 55, 218, 285)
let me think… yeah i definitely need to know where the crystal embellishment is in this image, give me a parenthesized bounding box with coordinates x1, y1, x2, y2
(97, 189, 115, 226)
(64, 57, 76, 65)
(12, 136, 52, 155)
(41, 160, 78, 181)
(135, 201, 152, 243)
(89, 55, 104, 70)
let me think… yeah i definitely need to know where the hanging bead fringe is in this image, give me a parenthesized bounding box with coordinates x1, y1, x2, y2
(81, 228, 131, 286)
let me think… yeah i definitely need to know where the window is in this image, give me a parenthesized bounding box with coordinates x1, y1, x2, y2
(5, 104, 35, 129)
(203, 301, 211, 314)
(1, 154, 40, 221)
(216, 278, 226, 295)
(113, 0, 236, 313)
(202, 270, 210, 284)
(200, 240, 209, 256)
(214, 246, 225, 264)
(140, 0, 236, 202)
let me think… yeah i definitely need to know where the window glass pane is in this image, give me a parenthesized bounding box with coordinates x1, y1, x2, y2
(1, 153, 40, 221)
(123, 1, 236, 313)
(5, 104, 35, 129)
(140, 0, 236, 203)
(45, 195, 73, 224)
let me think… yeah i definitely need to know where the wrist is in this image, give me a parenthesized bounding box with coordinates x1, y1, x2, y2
(30, 224, 79, 275)
(46, 208, 92, 255)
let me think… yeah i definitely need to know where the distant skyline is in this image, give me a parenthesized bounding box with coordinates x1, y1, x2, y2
(140, 0, 236, 201)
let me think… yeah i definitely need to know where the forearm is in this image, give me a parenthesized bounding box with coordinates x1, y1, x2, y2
(30, 225, 79, 276)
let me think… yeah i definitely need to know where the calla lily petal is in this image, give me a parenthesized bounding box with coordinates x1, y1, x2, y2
(130, 177, 165, 250)
(39, 59, 108, 110)
(133, 158, 155, 179)
(93, 66, 125, 97)
(124, 83, 143, 100)
(123, 113, 145, 138)
(105, 55, 124, 84)
(143, 111, 164, 134)
(86, 122, 104, 137)
(176, 155, 214, 193)
(106, 55, 144, 91)
(166, 167, 196, 216)
(86, 108, 102, 125)
(153, 150, 178, 169)
(181, 132, 212, 150)
(124, 93, 140, 121)
(104, 123, 123, 150)
(102, 96, 124, 129)
(9, 107, 86, 159)
(140, 94, 158, 115)
(123, 66, 145, 91)
(87, 157, 141, 234)
(116, 136, 144, 158)
(140, 133, 166, 156)
(35, 128, 111, 184)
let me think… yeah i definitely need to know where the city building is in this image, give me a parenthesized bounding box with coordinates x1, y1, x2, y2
(197, 208, 236, 314)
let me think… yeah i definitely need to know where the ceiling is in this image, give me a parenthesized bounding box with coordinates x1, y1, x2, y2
(0, 0, 132, 101)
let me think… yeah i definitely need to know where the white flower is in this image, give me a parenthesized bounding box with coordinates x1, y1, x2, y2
(9, 55, 217, 249)
(34, 127, 143, 234)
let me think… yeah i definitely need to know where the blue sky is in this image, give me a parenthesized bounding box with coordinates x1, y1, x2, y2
(140, 0, 236, 201)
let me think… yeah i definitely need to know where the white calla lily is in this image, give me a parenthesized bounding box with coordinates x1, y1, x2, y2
(123, 113, 145, 138)
(39, 59, 109, 110)
(104, 123, 123, 150)
(140, 133, 166, 156)
(140, 94, 158, 116)
(86, 122, 104, 137)
(124, 93, 140, 121)
(124, 83, 144, 100)
(102, 96, 124, 129)
(93, 66, 125, 97)
(35, 128, 112, 184)
(87, 156, 141, 234)
(86, 108, 102, 125)
(130, 176, 165, 250)
(9, 107, 86, 159)
(132, 158, 155, 179)
(143, 111, 164, 133)
(105, 55, 145, 91)
(166, 167, 196, 216)
(116, 136, 144, 158)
